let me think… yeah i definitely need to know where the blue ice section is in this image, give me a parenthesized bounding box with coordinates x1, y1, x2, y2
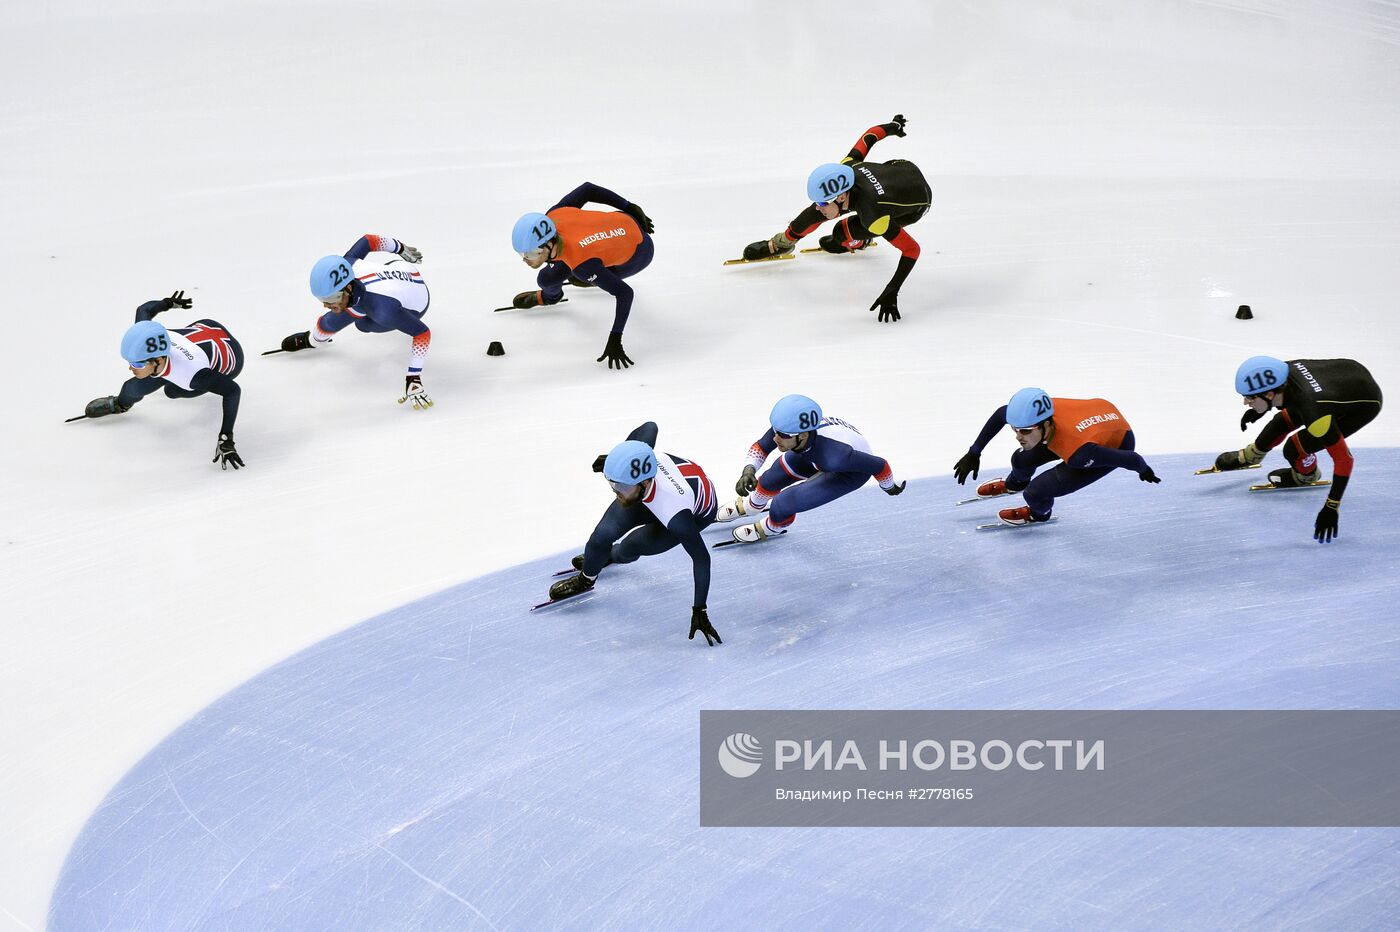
(51, 451, 1400, 930)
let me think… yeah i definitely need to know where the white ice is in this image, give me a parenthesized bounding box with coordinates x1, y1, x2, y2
(4, 0, 1400, 928)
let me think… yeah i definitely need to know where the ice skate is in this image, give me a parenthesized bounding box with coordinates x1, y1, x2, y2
(715, 496, 767, 523)
(731, 517, 787, 544)
(1266, 466, 1324, 489)
(998, 505, 1049, 527)
(741, 231, 796, 262)
(548, 573, 596, 601)
(976, 478, 1011, 499)
(816, 234, 876, 254)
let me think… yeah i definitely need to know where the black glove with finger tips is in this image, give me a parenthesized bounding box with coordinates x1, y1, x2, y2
(597, 332, 634, 369)
(735, 465, 758, 496)
(623, 202, 654, 234)
(953, 451, 980, 485)
(689, 607, 721, 646)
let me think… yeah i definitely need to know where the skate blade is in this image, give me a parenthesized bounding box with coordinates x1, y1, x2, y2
(956, 492, 1012, 506)
(975, 517, 1058, 531)
(1248, 480, 1331, 492)
(1194, 464, 1263, 475)
(531, 592, 595, 612)
(723, 254, 797, 266)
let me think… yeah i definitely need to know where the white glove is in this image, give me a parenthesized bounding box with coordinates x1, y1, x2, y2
(397, 243, 423, 263)
(398, 375, 433, 410)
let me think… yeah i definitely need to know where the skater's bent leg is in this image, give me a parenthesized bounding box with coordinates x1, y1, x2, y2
(767, 472, 869, 527)
(1022, 463, 1114, 518)
(611, 521, 678, 565)
(750, 453, 815, 508)
(1006, 444, 1058, 492)
(583, 500, 649, 573)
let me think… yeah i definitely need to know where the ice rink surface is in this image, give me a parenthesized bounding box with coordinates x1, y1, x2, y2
(4, 0, 1400, 928)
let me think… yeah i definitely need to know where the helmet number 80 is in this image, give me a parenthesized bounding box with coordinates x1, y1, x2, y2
(798, 410, 819, 430)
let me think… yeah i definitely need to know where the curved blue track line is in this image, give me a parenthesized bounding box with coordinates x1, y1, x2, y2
(51, 451, 1400, 930)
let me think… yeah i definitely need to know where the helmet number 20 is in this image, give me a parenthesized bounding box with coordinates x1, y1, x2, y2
(1032, 394, 1051, 417)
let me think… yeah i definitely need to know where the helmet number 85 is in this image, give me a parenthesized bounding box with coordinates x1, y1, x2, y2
(145, 334, 168, 354)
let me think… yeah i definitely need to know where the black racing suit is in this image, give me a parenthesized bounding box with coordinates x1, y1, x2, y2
(784, 122, 933, 305)
(1253, 358, 1383, 503)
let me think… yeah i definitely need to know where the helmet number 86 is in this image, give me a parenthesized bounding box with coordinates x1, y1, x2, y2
(630, 456, 652, 479)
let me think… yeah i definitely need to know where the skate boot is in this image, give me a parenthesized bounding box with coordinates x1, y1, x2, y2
(818, 234, 876, 254)
(732, 517, 787, 544)
(998, 506, 1049, 527)
(742, 231, 796, 261)
(1268, 466, 1323, 488)
(549, 572, 596, 601)
(716, 496, 767, 523)
(976, 478, 1011, 499)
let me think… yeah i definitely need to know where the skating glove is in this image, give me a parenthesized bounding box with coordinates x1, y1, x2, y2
(953, 451, 980, 485)
(736, 465, 758, 495)
(884, 114, 908, 137)
(870, 287, 901, 323)
(1314, 499, 1340, 543)
(623, 202, 654, 234)
(213, 433, 244, 470)
(597, 332, 634, 370)
(883, 480, 907, 496)
(396, 243, 423, 263)
(157, 290, 192, 313)
(84, 395, 128, 418)
(592, 454, 608, 473)
(398, 375, 433, 410)
(1138, 465, 1161, 483)
(689, 606, 722, 646)
(1240, 407, 1264, 431)
(280, 331, 313, 353)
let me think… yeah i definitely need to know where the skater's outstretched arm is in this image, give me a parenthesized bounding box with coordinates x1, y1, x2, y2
(841, 115, 908, 165)
(667, 510, 711, 609)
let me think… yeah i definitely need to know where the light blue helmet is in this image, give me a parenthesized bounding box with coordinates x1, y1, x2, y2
(769, 394, 823, 435)
(309, 255, 355, 300)
(120, 320, 170, 366)
(512, 212, 557, 254)
(807, 163, 855, 205)
(1006, 387, 1054, 429)
(1235, 356, 1289, 396)
(603, 440, 657, 486)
